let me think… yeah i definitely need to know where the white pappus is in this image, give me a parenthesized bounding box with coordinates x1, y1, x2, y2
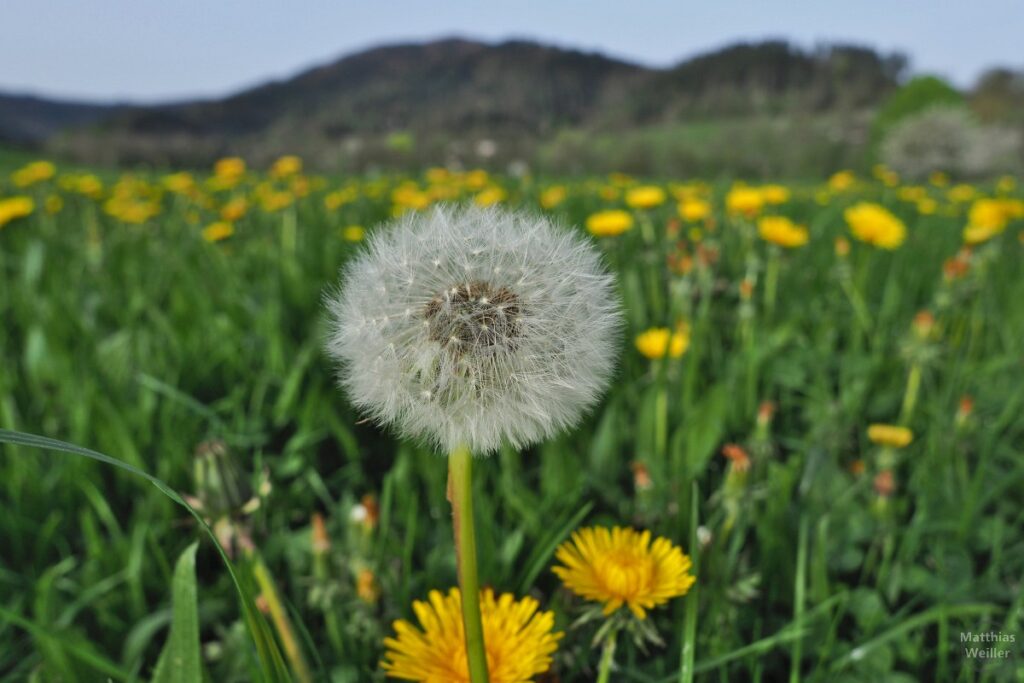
(324, 204, 622, 455)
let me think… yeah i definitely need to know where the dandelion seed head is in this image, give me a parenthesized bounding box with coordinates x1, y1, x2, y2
(325, 204, 622, 454)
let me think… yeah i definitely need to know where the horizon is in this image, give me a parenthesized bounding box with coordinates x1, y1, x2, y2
(1, 0, 1021, 104)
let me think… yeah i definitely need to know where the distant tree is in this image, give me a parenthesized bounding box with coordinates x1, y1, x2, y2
(870, 76, 964, 149)
(971, 68, 1024, 124)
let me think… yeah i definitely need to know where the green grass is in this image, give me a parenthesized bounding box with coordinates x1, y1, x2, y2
(1, 168, 1023, 682)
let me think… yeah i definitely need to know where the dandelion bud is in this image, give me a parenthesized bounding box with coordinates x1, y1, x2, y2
(325, 205, 621, 454)
(956, 395, 974, 429)
(873, 469, 895, 498)
(912, 310, 935, 340)
(630, 461, 653, 492)
(757, 401, 776, 428)
(356, 568, 380, 605)
(834, 236, 851, 258)
(721, 443, 751, 473)
(311, 513, 330, 555)
(193, 439, 252, 518)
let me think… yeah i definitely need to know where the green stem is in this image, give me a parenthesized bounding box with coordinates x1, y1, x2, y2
(789, 515, 808, 683)
(251, 554, 314, 683)
(899, 363, 921, 424)
(764, 248, 779, 321)
(679, 481, 699, 683)
(596, 629, 618, 683)
(449, 444, 490, 683)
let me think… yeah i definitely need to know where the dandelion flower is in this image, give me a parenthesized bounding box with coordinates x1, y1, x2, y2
(845, 203, 906, 249)
(325, 204, 621, 454)
(625, 185, 666, 209)
(757, 216, 809, 248)
(867, 424, 913, 449)
(0, 196, 35, 229)
(726, 186, 764, 217)
(586, 209, 634, 237)
(635, 326, 689, 360)
(202, 221, 234, 243)
(381, 588, 562, 683)
(553, 526, 695, 619)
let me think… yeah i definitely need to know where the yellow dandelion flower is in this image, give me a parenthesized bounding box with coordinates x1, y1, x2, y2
(381, 588, 561, 683)
(625, 185, 666, 209)
(726, 186, 764, 217)
(635, 325, 689, 360)
(474, 186, 507, 206)
(0, 196, 35, 229)
(12, 161, 56, 187)
(202, 221, 234, 243)
(342, 225, 365, 242)
(553, 526, 696, 619)
(270, 155, 302, 179)
(757, 216, 809, 248)
(214, 157, 246, 179)
(220, 197, 249, 222)
(845, 202, 906, 249)
(760, 184, 790, 205)
(678, 199, 710, 222)
(539, 185, 567, 209)
(586, 209, 634, 237)
(867, 424, 913, 449)
(828, 171, 855, 192)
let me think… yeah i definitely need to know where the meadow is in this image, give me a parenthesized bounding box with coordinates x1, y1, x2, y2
(1, 156, 1023, 682)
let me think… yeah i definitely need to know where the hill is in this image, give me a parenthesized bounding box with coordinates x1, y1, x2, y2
(2, 38, 908, 170)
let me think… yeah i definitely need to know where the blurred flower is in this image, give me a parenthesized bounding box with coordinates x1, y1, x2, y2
(11, 161, 56, 187)
(867, 424, 913, 449)
(849, 459, 866, 476)
(828, 171, 856, 192)
(758, 216, 809, 248)
(678, 199, 711, 222)
(834, 236, 851, 258)
(341, 225, 365, 242)
(726, 186, 763, 217)
(539, 185, 567, 209)
(625, 185, 666, 209)
(214, 157, 246, 179)
(845, 202, 906, 249)
(586, 209, 634, 237)
(474, 186, 507, 206)
(635, 324, 689, 360)
(760, 184, 790, 205)
(270, 155, 302, 179)
(220, 197, 249, 222)
(381, 588, 561, 683)
(45, 195, 63, 214)
(553, 526, 696, 619)
(0, 196, 35, 228)
(350, 494, 379, 533)
(202, 221, 235, 243)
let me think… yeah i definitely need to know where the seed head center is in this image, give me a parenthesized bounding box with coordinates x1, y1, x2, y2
(424, 280, 521, 351)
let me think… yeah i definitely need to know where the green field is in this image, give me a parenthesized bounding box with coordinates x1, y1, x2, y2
(1, 162, 1023, 682)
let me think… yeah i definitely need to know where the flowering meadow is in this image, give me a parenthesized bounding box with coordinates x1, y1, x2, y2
(1, 155, 1023, 682)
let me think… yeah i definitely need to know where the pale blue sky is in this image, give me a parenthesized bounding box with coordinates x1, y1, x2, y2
(2, 0, 1021, 103)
